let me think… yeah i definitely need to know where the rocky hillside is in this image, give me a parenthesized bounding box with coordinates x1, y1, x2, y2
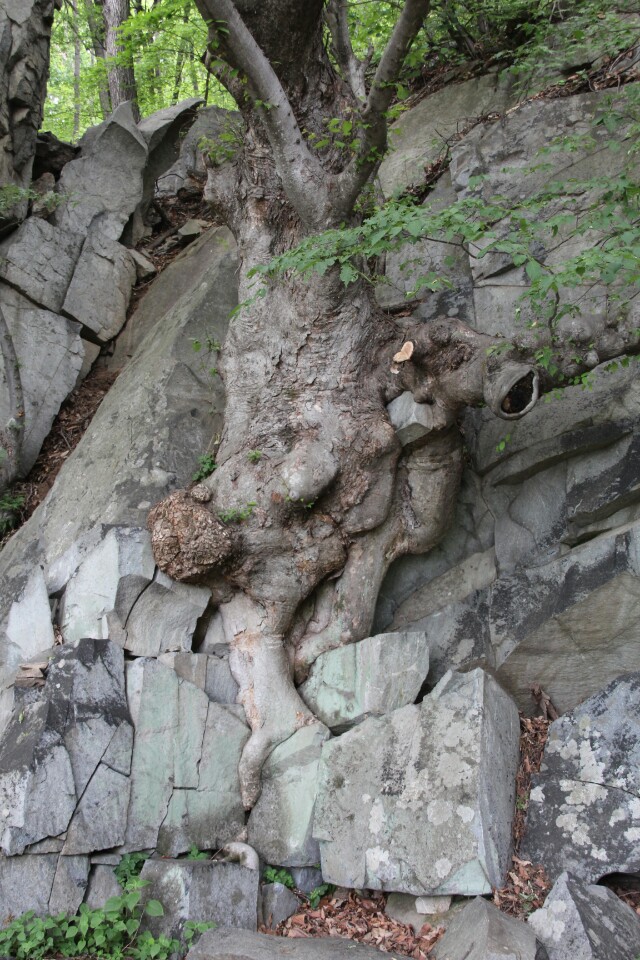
(0, 14, 640, 960)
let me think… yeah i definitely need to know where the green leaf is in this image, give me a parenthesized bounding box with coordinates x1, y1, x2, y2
(145, 900, 165, 917)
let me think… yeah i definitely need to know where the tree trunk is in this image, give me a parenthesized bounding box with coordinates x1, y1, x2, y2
(148, 0, 539, 809)
(102, 0, 138, 118)
(84, 0, 112, 119)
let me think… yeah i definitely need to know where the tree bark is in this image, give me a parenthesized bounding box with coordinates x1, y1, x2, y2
(148, 0, 540, 809)
(84, 0, 112, 118)
(101, 0, 139, 118)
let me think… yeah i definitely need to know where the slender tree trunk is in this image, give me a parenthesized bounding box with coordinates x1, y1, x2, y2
(102, 0, 139, 118)
(72, 0, 82, 139)
(84, 0, 112, 117)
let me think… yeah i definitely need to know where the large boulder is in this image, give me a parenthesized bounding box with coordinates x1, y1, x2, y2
(313, 669, 520, 895)
(528, 873, 640, 960)
(0, 283, 84, 473)
(0, 638, 132, 857)
(140, 860, 259, 939)
(187, 927, 393, 960)
(299, 631, 429, 731)
(433, 897, 548, 960)
(521, 673, 640, 883)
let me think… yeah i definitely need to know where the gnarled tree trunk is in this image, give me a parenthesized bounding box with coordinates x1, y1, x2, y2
(148, 0, 539, 809)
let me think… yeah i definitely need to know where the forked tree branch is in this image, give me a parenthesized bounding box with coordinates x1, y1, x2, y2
(195, 0, 332, 227)
(333, 0, 431, 216)
(324, 0, 370, 102)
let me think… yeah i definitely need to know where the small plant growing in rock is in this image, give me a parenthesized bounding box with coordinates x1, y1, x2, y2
(308, 883, 335, 908)
(193, 454, 217, 482)
(0, 490, 25, 535)
(263, 865, 295, 889)
(219, 501, 257, 523)
(186, 844, 209, 860)
(247, 449, 263, 463)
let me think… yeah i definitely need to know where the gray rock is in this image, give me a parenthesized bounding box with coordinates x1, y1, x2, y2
(313, 669, 520, 895)
(259, 881, 300, 929)
(0, 219, 83, 312)
(49, 854, 90, 915)
(289, 866, 324, 894)
(130, 249, 157, 281)
(299, 631, 429, 731)
(62, 229, 136, 341)
(522, 673, 640, 884)
(385, 893, 430, 931)
(156, 106, 240, 197)
(248, 723, 330, 867)
(0, 638, 132, 858)
(0, 226, 236, 613)
(0, 565, 55, 736)
(188, 926, 392, 960)
(53, 102, 148, 242)
(378, 72, 515, 196)
(59, 527, 155, 644)
(125, 658, 248, 856)
(123, 575, 210, 657)
(84, 863, 122, 909)
(387, 392, 448, 448)
(434, 897, 547, 960)
(528, 873, 640, 960)
(140, 860, 259, 938)
(0, 853, 59, 923)
(0, 283, 84, 473)
(132, 98, 203, 243)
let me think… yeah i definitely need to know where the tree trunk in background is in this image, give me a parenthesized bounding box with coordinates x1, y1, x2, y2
(102, 0, 138, 119)
(84, 0, 112, 118)
(72, 0, 81, 139)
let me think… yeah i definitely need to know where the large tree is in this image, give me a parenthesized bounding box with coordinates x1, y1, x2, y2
(147, 0, 543, 808)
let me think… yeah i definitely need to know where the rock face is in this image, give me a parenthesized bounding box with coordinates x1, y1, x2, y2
(313, 669, 520, 895)
(0, 0, 60, 226)
(0, 638, 132, 856)
(433, 897, 547, 960)
(188, 928, 392, 960)
(521, 674, 640, 883)
(140, 860, 259, 939)
(528, 873, 640, 960)
(299, 631, 429, 731)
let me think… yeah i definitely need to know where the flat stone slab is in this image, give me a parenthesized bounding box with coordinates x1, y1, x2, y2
(299, 631, 429, 731)
(522, 673, 640, 883)
(313, 669, 520, 895)
(0, 218, 83, 313)
(62, 228, 136, 342)
(433, 896, 547, 960)
(528, 872, 640, 960)
(140, 861, 259, 939)
(188, 927, 393, 960)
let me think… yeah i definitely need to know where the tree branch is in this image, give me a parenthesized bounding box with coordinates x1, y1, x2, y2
(195, 0, 332, 227)
(0, 303, 25, 493)
(324, 0, 370, 102)
(333, 0, 431, 217)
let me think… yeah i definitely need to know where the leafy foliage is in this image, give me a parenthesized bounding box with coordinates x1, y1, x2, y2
(308, 883, 335, 909)
(0, 491, 25, 536)
(248, 83, 640, 377)
(114, 851, 150, 889)
(263, 865, 295, 889)
(193, 453, 217, 482)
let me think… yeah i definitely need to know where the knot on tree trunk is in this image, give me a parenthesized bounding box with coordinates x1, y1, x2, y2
(148, 489, 239, 582)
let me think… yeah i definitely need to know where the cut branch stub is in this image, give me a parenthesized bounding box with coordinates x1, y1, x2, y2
(148, 490, 240, 582)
